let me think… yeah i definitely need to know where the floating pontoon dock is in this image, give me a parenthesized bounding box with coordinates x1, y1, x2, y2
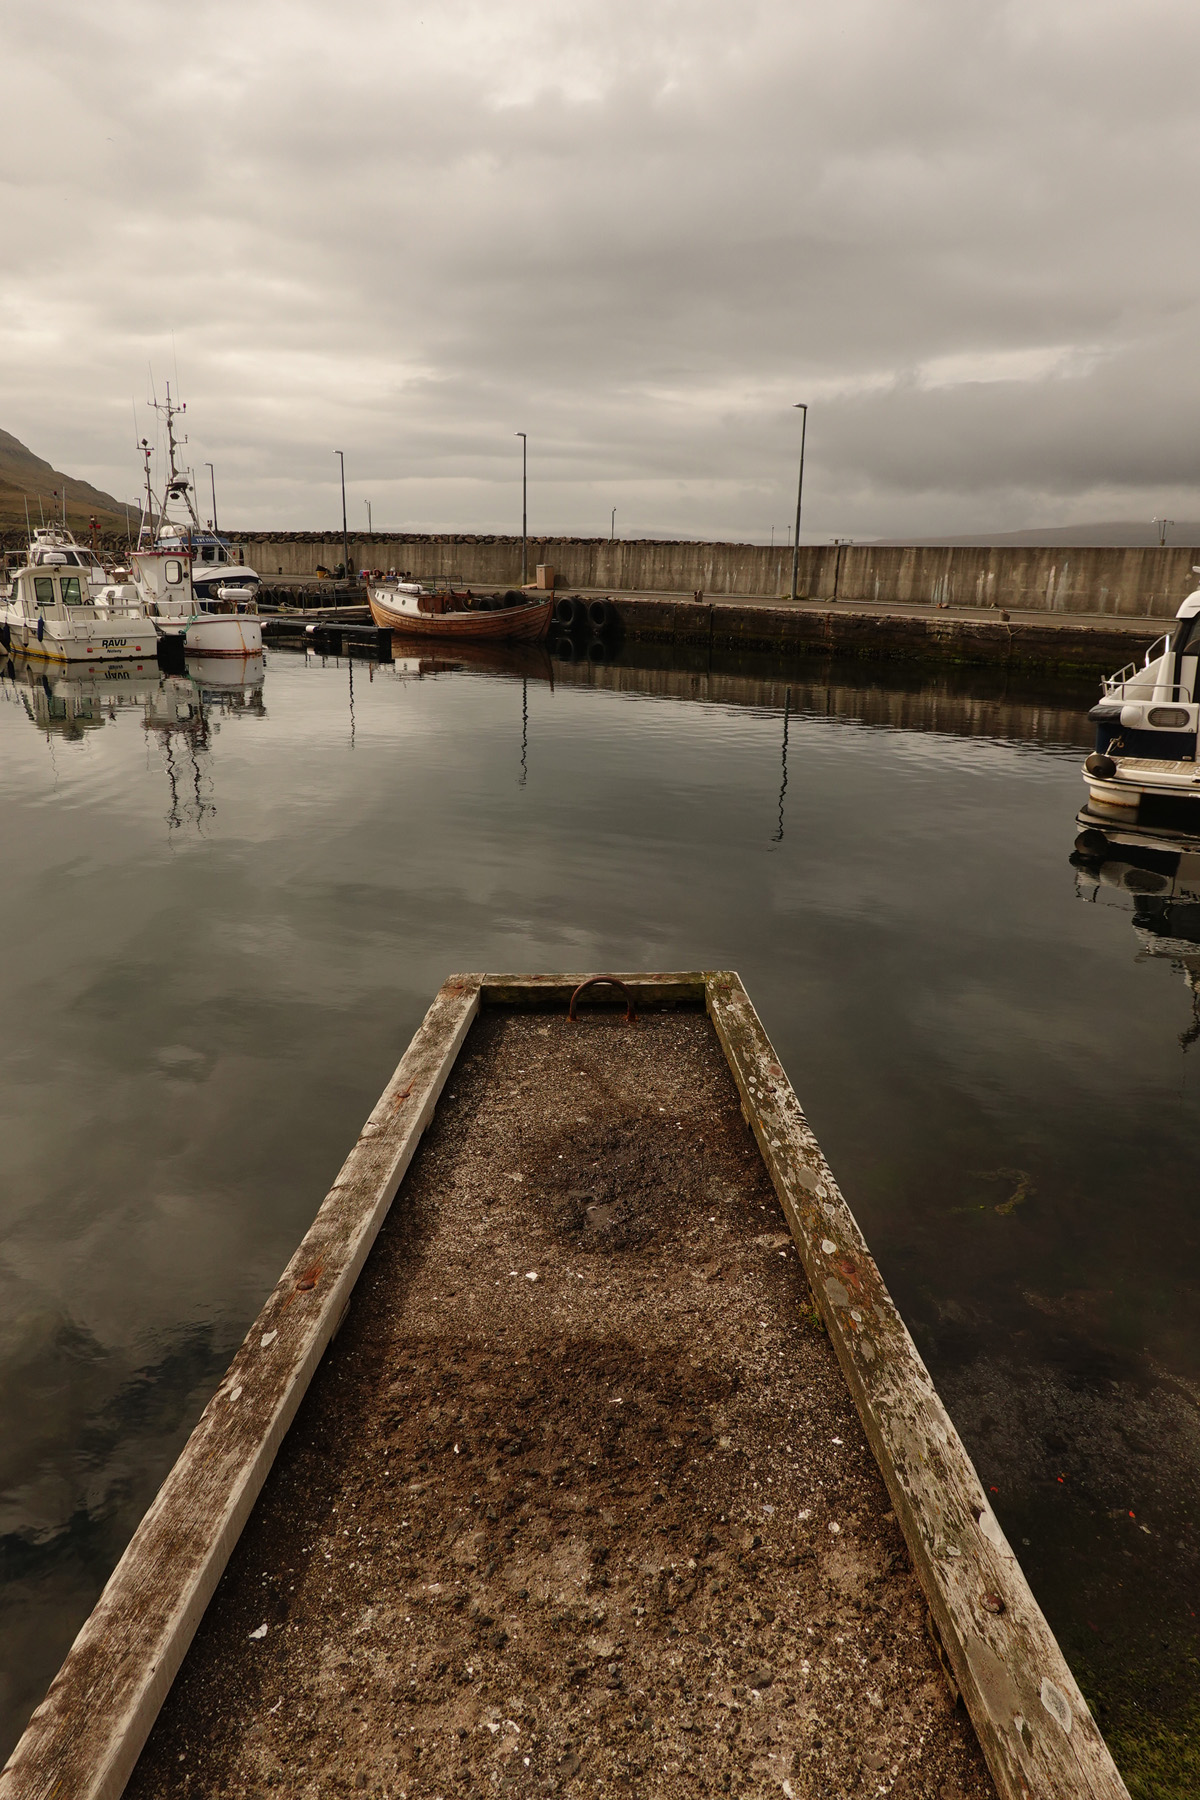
(0, 974, 1129, 1800)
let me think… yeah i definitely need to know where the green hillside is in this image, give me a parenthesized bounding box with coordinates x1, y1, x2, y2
(0, 428, 130, 535)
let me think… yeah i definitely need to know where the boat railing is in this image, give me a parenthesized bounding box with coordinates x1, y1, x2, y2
(1102, 635, 1174, 699)
(1102, 674, 1190, 704)
(94, 600, 153, 620)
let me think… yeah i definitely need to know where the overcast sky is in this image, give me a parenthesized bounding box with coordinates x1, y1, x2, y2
(3, 0, 1199, 540)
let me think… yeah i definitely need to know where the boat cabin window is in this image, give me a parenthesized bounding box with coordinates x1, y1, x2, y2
(165, 559, 184, 585)
(1172, 617, 1200, 659)
(201, 547, 215, 562)
(60, 575, 83, 604)
(34, 577, 55, 605)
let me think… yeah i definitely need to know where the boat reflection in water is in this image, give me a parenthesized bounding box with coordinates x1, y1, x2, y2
(1072, 822, 1200, 1045)
(2, 652, 264, 827)
(382, 639, 554, 687)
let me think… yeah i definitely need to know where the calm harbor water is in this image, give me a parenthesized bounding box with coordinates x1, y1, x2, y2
(1, 642, 1197, 1793)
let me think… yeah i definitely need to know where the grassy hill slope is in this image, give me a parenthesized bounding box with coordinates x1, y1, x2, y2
(0, 428, 130, 535)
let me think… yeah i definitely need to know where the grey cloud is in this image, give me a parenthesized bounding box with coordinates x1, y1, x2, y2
(2, 0, 1199, 539)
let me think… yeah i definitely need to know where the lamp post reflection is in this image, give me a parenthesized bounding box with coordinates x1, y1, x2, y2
(772, 686, 791, 843)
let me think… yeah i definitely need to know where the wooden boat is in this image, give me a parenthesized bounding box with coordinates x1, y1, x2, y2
(368, 580, 554, 642)
(0, 974, 1130, 1800)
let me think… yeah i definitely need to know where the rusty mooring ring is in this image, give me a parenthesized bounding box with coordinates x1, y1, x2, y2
(568, 976, 637, 1024)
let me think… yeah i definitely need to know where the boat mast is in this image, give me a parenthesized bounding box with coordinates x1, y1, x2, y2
(157, 384, 200, 547)
(139, 440, 156, 549)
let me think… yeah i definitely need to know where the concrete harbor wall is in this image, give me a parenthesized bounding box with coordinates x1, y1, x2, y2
(609, 596, 1154, 675)
(240, 531, 1200, 619)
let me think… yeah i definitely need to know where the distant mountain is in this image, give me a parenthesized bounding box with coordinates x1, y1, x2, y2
(0, 428, 129, 534)
(867, 522, 1200, 549)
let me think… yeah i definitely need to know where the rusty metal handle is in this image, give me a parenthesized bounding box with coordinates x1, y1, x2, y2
(568, 976, 637, 1024)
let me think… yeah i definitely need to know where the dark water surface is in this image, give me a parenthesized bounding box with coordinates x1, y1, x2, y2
(1, 644, 1197, 1793)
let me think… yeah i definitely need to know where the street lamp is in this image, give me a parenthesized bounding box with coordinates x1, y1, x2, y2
(515, 432, 527, 584)
(789, 404, 808, 602)
(335, 450, 349, 584)
(610, 506, 616, 542)
(365, 500, 373, 535)
(204, 462, 219, 534)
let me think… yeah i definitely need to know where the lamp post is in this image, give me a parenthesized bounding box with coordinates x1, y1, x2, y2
(515, 432, 527, 584)
(365, 500, 373, 536)
(335, 450, 349, 583)
(204, 462, 218, 534)
(789, 404, 808, 602)
(610, 507, 616, 542)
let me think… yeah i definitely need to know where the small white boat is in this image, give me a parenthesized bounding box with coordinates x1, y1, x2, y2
(1080, 579, 1200, 835)
(0, 561, 158, 665)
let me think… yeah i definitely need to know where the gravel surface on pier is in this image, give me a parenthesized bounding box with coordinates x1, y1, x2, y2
(128, 1008, 993, 1800)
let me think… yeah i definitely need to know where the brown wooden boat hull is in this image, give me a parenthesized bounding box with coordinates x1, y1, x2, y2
(368, 591, 554, 642)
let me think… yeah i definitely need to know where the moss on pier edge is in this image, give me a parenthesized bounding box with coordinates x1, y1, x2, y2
(1077, 1653, 1200, 1800)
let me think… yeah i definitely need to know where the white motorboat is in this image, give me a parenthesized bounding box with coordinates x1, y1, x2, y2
(127, 388, 263, 658)
(0, 560, 158, 666)
(1080, 578, 1200, 836)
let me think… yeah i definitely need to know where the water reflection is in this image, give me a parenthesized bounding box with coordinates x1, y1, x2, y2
(2, 643, 1195, 1785)
(1, 653, 265, 830)
(772, 685, 791, 843)
(1072, 826, 1200, 1048)
(385, 639, 554, 686)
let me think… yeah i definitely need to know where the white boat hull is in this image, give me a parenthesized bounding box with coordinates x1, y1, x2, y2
(0, 611, 157, 665)
(183, 615, 263, 657)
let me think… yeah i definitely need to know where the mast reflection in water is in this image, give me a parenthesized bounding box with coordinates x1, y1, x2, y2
(3, 652, 265, 831)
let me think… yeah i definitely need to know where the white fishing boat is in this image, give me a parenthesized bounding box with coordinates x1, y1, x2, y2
(123, 388, 263, 658)
(0, 561, 158, 666)
(1080, 579, 1200, 836)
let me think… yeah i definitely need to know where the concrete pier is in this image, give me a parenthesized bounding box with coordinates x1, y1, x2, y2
(0, 975, 1130, 1800)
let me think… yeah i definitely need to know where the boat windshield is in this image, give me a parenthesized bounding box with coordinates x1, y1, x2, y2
(34, 577, 55, 605)
(61, 576, 84, 604)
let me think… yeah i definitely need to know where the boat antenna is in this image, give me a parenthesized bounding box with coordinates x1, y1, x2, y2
(23, 495, 31, 540)
(38, 495, 45, 526)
